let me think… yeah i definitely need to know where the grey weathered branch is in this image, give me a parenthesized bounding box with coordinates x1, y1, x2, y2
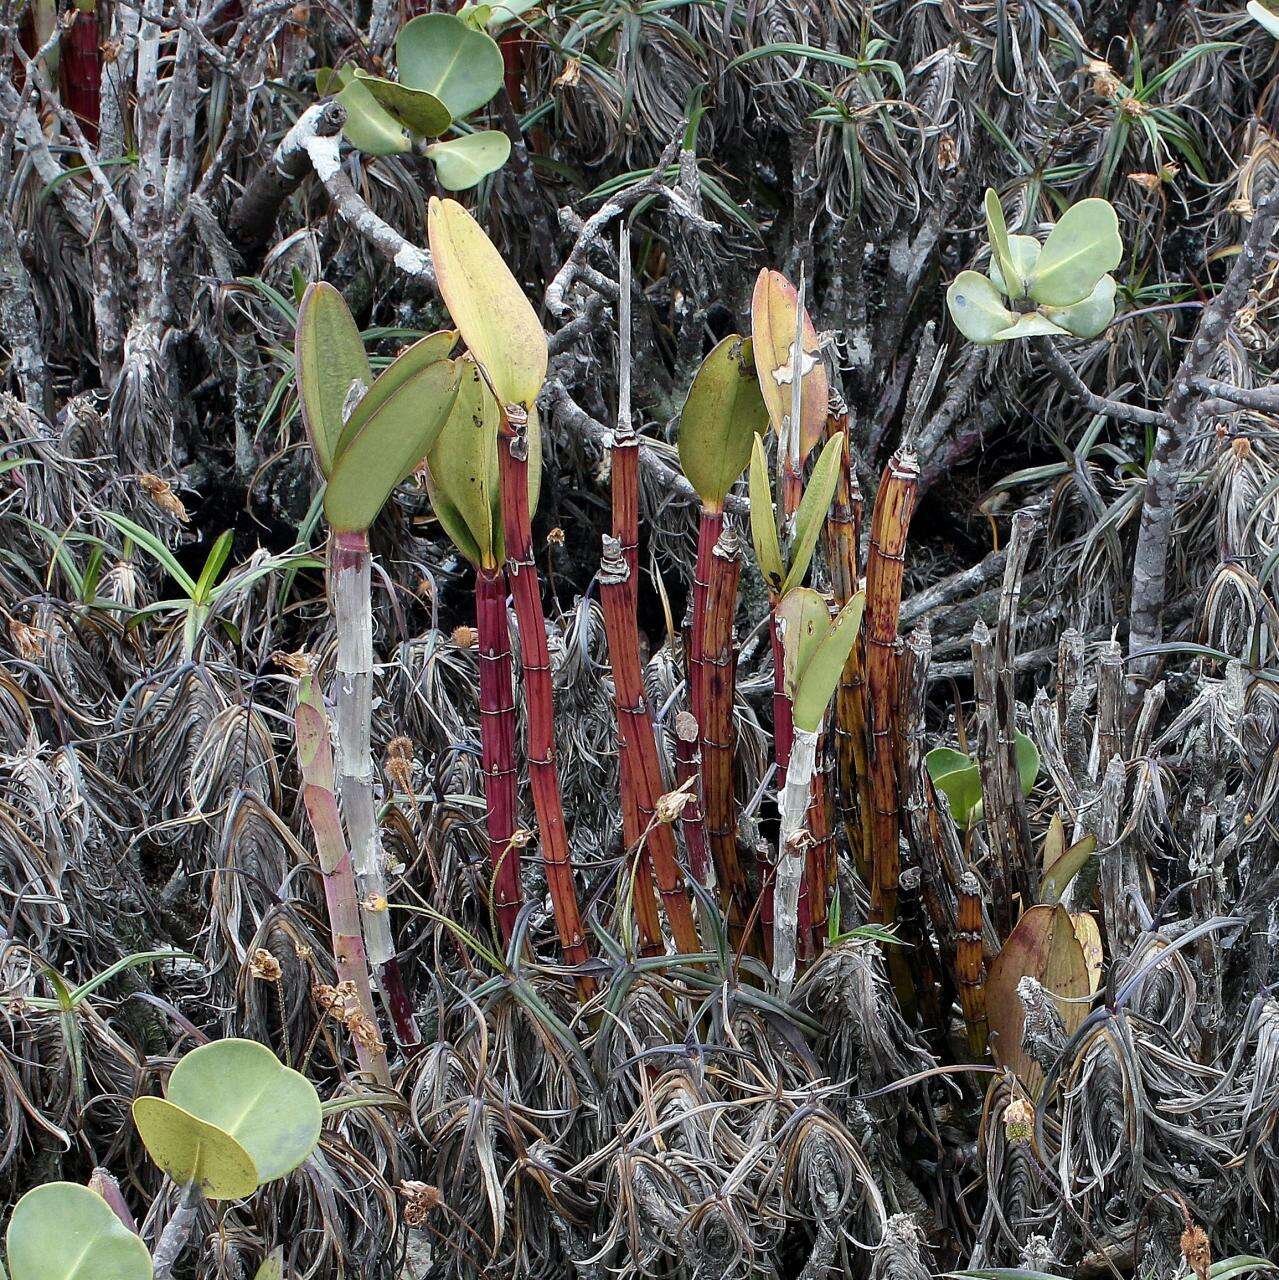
(227, 100, 346, 262)
(1128, 181, 1279, 685)
(1187, 374, 1279, 413)
(1031, 337, 1167, 429)
(302, 129, 435, 285)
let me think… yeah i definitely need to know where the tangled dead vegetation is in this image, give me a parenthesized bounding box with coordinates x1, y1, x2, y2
(4, 0, 1279, 1276)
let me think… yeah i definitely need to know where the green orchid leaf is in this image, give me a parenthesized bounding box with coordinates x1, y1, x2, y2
(987, 234, 1041, 297)
(165, 1039, 322, 1185)
(932, 760, 983, 826)
(424, 356, 499, 568)
(335, 329, 456, 461)
(748, 434, 785, 591)
(1040, 834, 1098, 904)
(396, 13, 504, 118)
(479, 0, 539, 30)
(925, 746, 972, 781)
(295, 283, 372, 479)
(776, 587, 831, 698)
(1043, 274, 1117, 339)
(993, 313, 1071, 341)
(984, 188, 1027, 299)
(1015, 729, 1041, 796)
(351, 69, 451, 138)
(427, 196, 547, 408)
(132, 1096, 261, 1200)
(336, 73, 412, 155)
(678, 334, 770, 510)
(425, 130, 512, 191)
(1028, 198, 1123, 308)
(792, 592, 865, 733)
(946, 271, 1017, 344)
(750, 268, 829, 462)
(326, 351, 460, 533)
(783, 430, 845, 592)
(252, 1249, 284, 1280)
(456, 3, 493, 29)
(6, 1183, 153, 1280)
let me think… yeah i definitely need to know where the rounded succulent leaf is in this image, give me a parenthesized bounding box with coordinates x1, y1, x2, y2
(6, 1183, 153, 1280)
(776, 587, 831, 697)
(1043, 274, 1117, 339)
(166, 1038, 323, 1184)
(987, 234, 1041, 297)
(426, 131, 511, 191)
(984, 188, 1027, 299)
(1027, 198, 1123, 308)
(993, 313, 1070, 341)
(427, 197, 547, 408)
(335, 72, 412, 155)
(351, 70, 451, 137)
(396, 14, 504, 119)
(132, 1096, 261, 1200)
(678, 333, 770, 510)
(946, 271, 1016, 344)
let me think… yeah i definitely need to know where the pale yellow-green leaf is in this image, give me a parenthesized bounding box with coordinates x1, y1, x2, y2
(166, 1039, 323, 1185)
(748, 434, 784, 592)
(1072, 912, 1104, 993)
(1043, 274, 1116, 339)
(326, 354, 460, 532)
(1028, 198, 1123, 307)
(750, 269, 829, 461)
(783, 431, 845, 592)
(677, 334, 769, 510)
(776, 587, 831, 698)
(427, 197, 547, 408)
(993, 312, 1071, 341)
(425, 131, 511, 191)
(337, 329, 456, 460)
(987, 234, 1041, 297)
(351, 70, 451, 138)
(336, 73, 412, 155)
(1040, 834, 1097, 904)
(6, 1183, 154, 1280)
(425, 357, 499, 568)
(792, 591, 865, 733)
(132, 1096, 261, 1199)
(984, 188, 1027, 299)
(396, 13, 504, 118)
(294, 282, 371, 479)
(946, 271, 1016, 344)
(251, 1249, 284, 1280)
